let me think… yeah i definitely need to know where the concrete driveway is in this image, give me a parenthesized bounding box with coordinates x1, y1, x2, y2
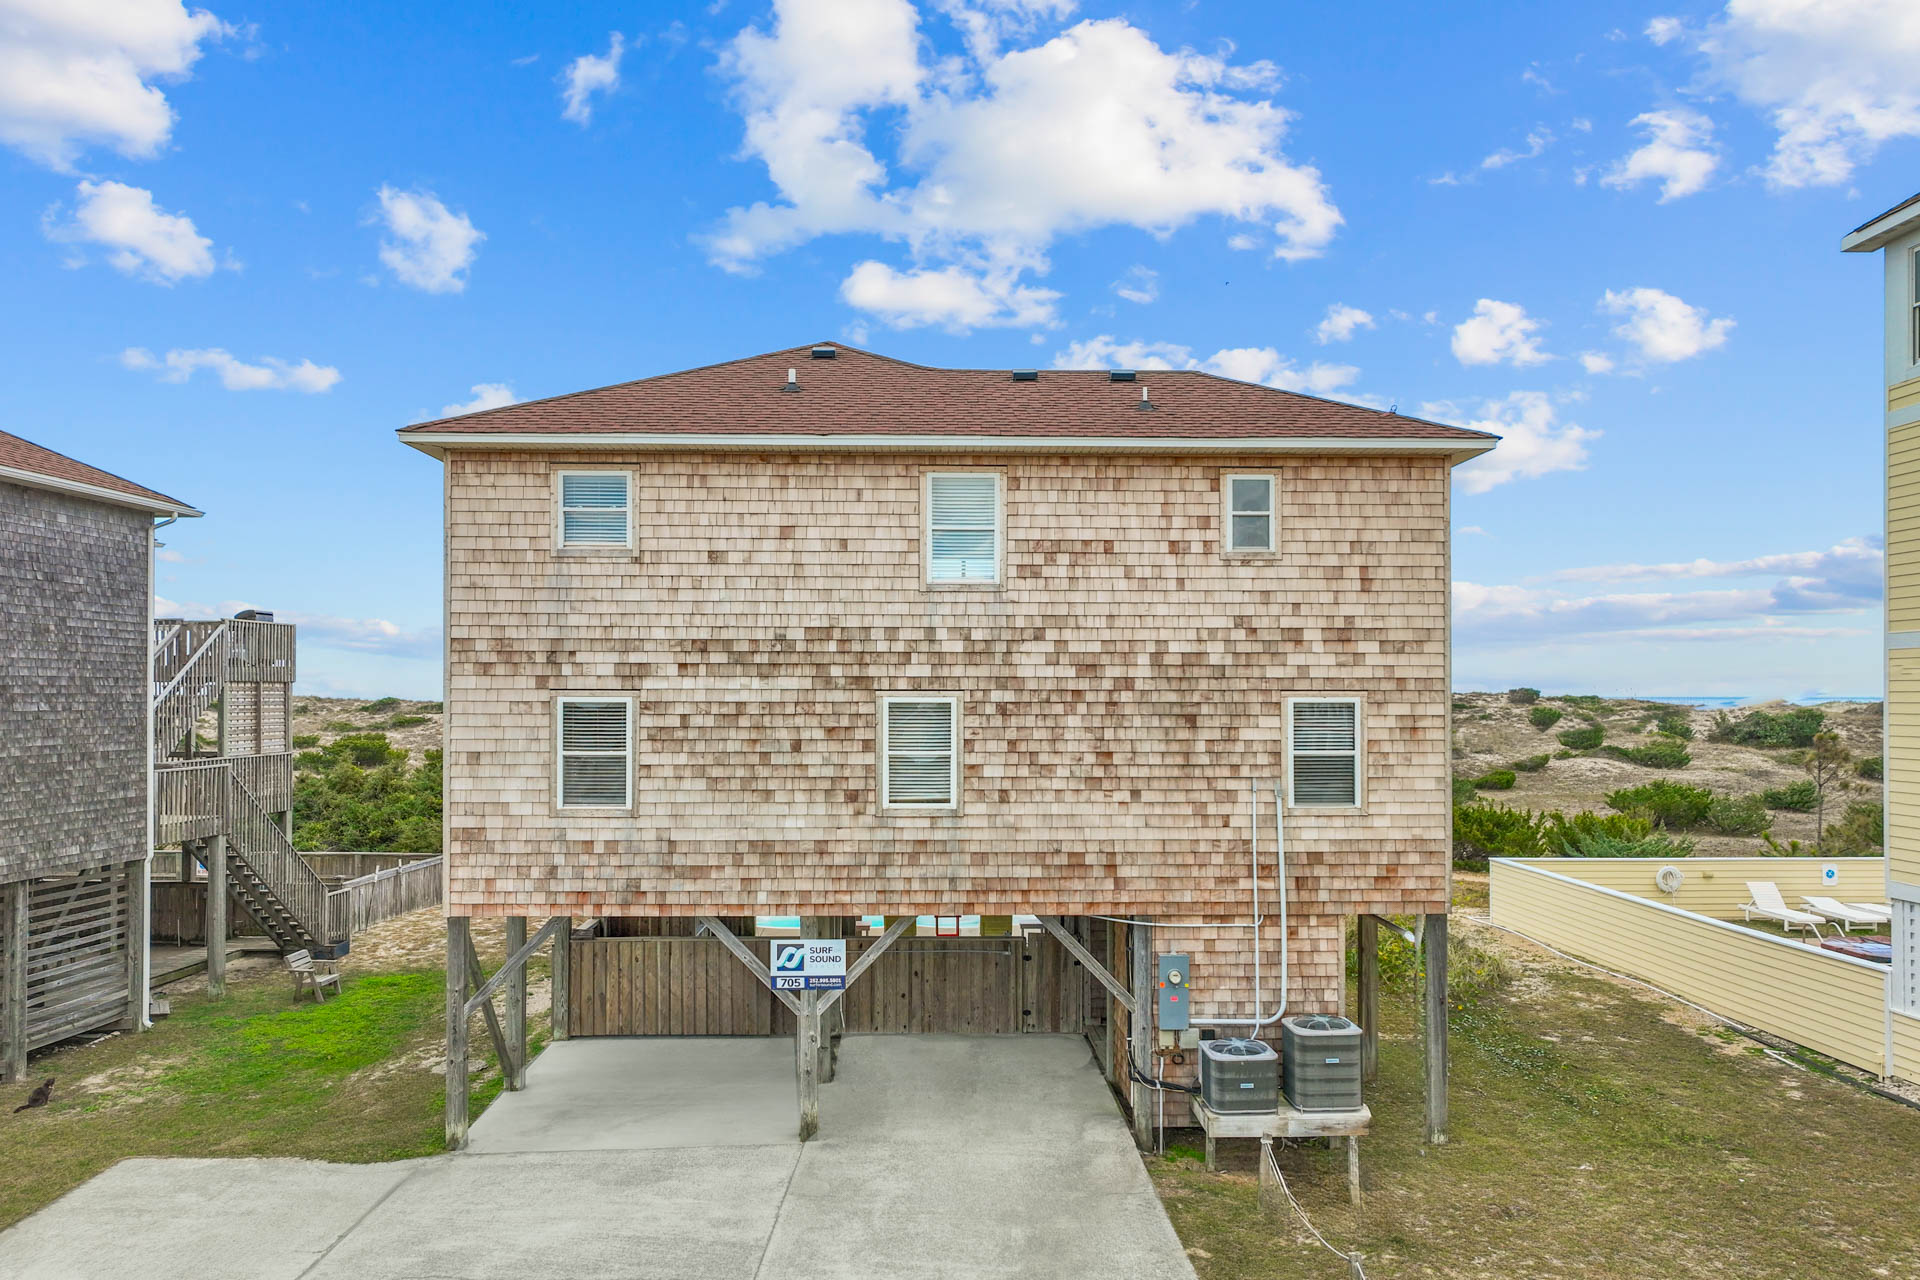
(0, 1035, 1196, 1280)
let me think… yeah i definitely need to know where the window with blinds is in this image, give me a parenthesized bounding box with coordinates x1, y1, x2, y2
(558, 698, 631, 807)
(926, 472, 1000, 583)
(882, 697, 959, 807)
(1289, 699, 1360, 807)
(559, 472, 631, 547)
(1226, 474, 1275, 551)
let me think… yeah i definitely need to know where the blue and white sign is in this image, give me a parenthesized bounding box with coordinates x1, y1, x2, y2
(1821, 864, 1840, 887)
(771, 939, 847, 991)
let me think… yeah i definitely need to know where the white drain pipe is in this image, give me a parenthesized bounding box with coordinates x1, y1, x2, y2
(1192, 779, 1289, 1030)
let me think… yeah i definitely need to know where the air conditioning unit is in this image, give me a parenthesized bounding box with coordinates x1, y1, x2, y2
(1281, 1015, 1363, 1112)
(1198, 1037, 1279, 1113)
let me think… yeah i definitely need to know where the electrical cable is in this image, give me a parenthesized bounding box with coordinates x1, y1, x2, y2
(1263, 1142, 1369, 1278)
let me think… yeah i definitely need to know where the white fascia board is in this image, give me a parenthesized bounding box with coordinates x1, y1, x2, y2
(1842, 197, 1920, 253)
(0, 465, 202, 517)
(398, 431, 1498, 467)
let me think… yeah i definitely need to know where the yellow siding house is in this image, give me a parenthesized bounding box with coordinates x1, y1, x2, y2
(1844, 191, 1920, 1080)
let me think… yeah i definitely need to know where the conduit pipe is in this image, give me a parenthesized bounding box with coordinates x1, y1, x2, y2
(1191, 779, 1290, 1030)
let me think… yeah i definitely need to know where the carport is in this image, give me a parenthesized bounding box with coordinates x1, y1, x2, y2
(0, 1035, 1196, 1280)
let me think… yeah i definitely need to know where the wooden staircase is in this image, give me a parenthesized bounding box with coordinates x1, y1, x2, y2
(223, 770, 342, 957)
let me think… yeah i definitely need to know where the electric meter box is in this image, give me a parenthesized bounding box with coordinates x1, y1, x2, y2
(1198, 1037, 1279, 1113)
(1156, 953, 1191, 1031)
(1281, 1014, 1364, 1111)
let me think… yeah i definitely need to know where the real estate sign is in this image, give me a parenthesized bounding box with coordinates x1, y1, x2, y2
(771, 939, 847, 990)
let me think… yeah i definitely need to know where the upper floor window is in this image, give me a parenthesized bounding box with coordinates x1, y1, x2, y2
(558, 471, 631, 548)
(1911, 247, 1919, 367)
(1225, 474, 1276, 552)
(1288, 698, 1361, 808)
(557, 697, 631, 808)
(925, 472, 1002, 584)
(881, 695, 959, 808)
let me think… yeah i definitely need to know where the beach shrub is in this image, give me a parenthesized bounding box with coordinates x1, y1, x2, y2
(1452, 776, 1477, 807)
(1508, 753, 1550, 773)
(1528, 706, 1564, 731)
(1453, 804, 1548, 866)
(1549, 809, 1693, 858)
(1825, 801, 1884, 855)
(364, 696, 401, 711)
(1474, 770, 1517, 790)
(1560, 695, 1611, 713)
(1557, 724, 1605, 751)
(1653, 711, 1694, 740)
(1708, 706, 1824, 749)
(1602, 740, 1692, 769)
(293, 746, 441, 854)
(384, 714, 429, 728)
(1606, 780, 1714, 829)
(291, 733, 319, 749)
(1857, 756, 1883, 781)
(1761, 780, 1818, 812)
(1705, 794, 1770, 837)
(1507, 687, 1540, 705)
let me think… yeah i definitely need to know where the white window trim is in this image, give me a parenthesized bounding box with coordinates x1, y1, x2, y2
(923, 470, 1005, 587)
(1223, 473, 1277, 553)
(879, 693, 962, 811)
(1285, 696, 1364, 810)
(555, 469, 635, 551)
(1910, 245, 1920, 370)
(554, 694, 634, 810)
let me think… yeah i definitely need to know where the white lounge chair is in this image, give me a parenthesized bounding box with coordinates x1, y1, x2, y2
(1801, 897, 1889, 933)
(1742, 882, 1826, 938)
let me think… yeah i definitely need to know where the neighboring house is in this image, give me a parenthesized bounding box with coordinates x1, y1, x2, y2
(0, 431, 198, 1081)
(1844, 193, 1920, 1084)
(400, 343, 1497, 1138)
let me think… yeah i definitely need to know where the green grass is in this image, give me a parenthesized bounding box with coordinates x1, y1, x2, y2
(1154, 905, 1920, 1278)
(0, 934, 532, 1231)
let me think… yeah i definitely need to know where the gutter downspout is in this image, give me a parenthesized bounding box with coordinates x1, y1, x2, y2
(142, 515, 178, 1029)
(1192, 780, 1290, 1030)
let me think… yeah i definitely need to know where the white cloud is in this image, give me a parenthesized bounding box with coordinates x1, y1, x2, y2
(933, 0, 1078, 61)
(154, 593, 439, 659)
(438, 383, 519, 417)
(560, 31, 625, 125)
(1314, 303, 1374, 344)
(840, 260, 1059, 329)
(1579, 351, 1616, 374)
(1457, 525, 1490, 537)
(1481, 126, 1553, 169)
(1602, 286, 1733, 362)
(1112, 264, 1157, 305)
(1225, 233, 1258, 251)
(1451, 299, 1549, 367)
(121, 346, 341, 392)
(0, 0, 230, 170)
(1425, 392, 1596, 494)
(1455, 536, 1882, 645)
(1602, 108, 1719, 201)
(710, 3, 1340, 325)
(1657, 1, 1920, 187)
(43, 179, 215, 283)
(1052, 334, 1358, 395)
(371, 185, 483, 293)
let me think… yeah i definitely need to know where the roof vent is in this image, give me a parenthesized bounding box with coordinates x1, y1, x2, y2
(1108, 369, 1136, 382)
(1010, 369, 1038, 382)
(782, 367, 800, 393)
(810, 345, 836, 359)
(1136, 384, 1155, 411)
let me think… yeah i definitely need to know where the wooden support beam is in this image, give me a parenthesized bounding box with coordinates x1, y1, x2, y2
(445, 916, 470, 1149)
(1356, 914, 1378, 1084)
(464, 931, 517, 1089)
(125, 857, 148, 1032)
(504, 916, 527, 1091)
(817, 915, 913, 1016)
(799, 916, 842, 1082)
(3, 882, 26, 1083)
(463, 917, 564, 1013)
(1129, 919, 1154, 1152)
(206, 836, 227, 999)
(1423, 912, 1449, 1145)
(697, 914, 801, 1014)
(795, 988, 821, 1141)
(1037, 915, 1134, 1014)
(550, 916, 572, 1041)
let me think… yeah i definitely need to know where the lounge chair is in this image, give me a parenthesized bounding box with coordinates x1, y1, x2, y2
(1741, 882, 1826, 938)
(1801, 896, 1889, 933)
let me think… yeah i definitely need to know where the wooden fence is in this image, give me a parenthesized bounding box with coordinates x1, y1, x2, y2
(23, 865, 135, 1052)
(325, 857, 443, 937)
(569, 932, 1091, 1037)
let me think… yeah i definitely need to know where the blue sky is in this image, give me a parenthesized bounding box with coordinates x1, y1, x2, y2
(3, 0, 1913, 700)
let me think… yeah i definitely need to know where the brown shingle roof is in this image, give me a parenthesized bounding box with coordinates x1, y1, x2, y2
(0, 429, 198, 514)
(399, 343, 1497, 446)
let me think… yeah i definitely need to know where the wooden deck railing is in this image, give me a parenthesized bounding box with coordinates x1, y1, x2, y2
(152, 623, 227, 760)
(154, 759, 227, 846)
(225, 620, 296, 684)
(229, 769, 341, 946)
(229, 752, 293, 815)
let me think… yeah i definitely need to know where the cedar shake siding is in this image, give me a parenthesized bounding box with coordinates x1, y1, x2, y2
(0, 479, 151, 881)
(443, 448, 1454, 943)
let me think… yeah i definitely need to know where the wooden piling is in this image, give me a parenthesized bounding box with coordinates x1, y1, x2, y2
(1357, 914, 1378, 1083)
(504, 916, 527, 1090)
(550, 916, 571, 1041)
(206, 836, 227, 999)
(1129, 918, 1154, 1152)
(445, 915, 470, 1149)
(1423, 911, 1449, 1145)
